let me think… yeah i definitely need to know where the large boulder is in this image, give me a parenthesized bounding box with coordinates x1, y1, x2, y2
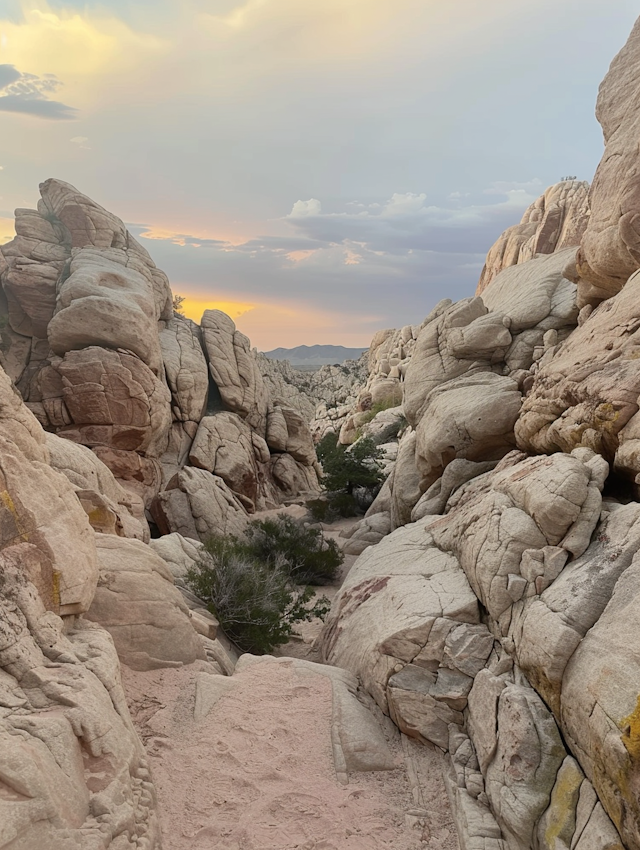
(0, 363, 160, 848)
(515, 269, 640, 482)
(188, 412, 276, 510)
(480, 248, 579, 373)
(572, 19, 640, 306)
(48, 248, 166, 376)
(46, 433, 148, 540)
(159, 314, 209, 424)
(403, 297, 502, 426)
(201, 309, 270, 434)
(150, 466, 249, 541)
(0, 366, 97, 615)
(414, 372, 521, 492)
(561, 551, 640, 850)
(322, 521, 486, 748)
(86, 535, 206, 671)
(38, 346, 172, 459)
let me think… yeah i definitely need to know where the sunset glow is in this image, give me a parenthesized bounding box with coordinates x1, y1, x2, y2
(0, 0, 635, 348)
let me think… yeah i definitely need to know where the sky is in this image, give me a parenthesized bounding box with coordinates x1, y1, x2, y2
(0, 1, 637, 350)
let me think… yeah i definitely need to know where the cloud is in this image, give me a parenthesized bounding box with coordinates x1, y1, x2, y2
(126, 180, 545, 347)
(283, 187, 537, 256)
(289, 198, 322, 218)
(0, 63, 77, 119)
(70, 135, 90, 149)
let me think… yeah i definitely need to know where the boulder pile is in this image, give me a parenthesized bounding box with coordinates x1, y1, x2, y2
(4, 13, 640, 850)
(321, 17, 640, 850)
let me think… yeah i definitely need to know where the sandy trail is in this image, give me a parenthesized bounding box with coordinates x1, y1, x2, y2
(122, 659, 458, 850)
(122, 511, 458, 849)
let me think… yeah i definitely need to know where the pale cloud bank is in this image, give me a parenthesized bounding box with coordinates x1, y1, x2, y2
(0, 0, 638, 347)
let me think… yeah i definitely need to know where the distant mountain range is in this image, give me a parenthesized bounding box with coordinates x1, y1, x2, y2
(262, 344, 367, 367)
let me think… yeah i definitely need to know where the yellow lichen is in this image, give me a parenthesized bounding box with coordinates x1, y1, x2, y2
(0, 490, 29, 541)
(621, 695, 640, 759)
(542, 758, 583, 849)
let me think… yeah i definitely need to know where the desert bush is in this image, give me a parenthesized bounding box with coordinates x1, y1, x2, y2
(243, 513, 342, 585)
(186, 534, 330, 654)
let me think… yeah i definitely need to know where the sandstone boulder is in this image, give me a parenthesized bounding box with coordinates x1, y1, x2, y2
(322, 521, 486, 746)
(515, 269, 640, 481)
(414, 373, 521, 492)
(39, 346, 172, 459)
(0, 366, 97, 615)
(188, 411, 276, 510)
(48, 247, 165, 375)
(86, 535, 206, 671)
(561, 551, 640, 850)
(46, 433, 148, 540)
(201, 309, 269, 433)
(571, 19, 640, 306)
(159, 314, 208, 424)
(150, 467, 249, 541)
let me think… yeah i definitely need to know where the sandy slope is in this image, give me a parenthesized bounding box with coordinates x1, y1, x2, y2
(122, 659, 458, 850)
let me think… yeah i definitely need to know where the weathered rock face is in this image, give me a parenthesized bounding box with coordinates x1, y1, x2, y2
(189, 411, 277, 511)
(159, 314, 209, 425)
(323, 443, 630, 849)
(0, 367, 98, 615)
(515, 269, 640, 482)
(0, 179, 321, 540)
(0, 363, 161, 848)
(39, 346, 173, 458)
(476, 180, 590, 295)
(254, 351, 317, 421)
(201, 309, 270, 434)
(87, 535, 206, 671)
(150, 466, 249, 541)
(46, 432, 149, 540)
(572, 18, 640, 307)
(48, 247, 167, 376)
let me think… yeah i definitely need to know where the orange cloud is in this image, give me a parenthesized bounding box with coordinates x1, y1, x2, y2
(173, 290, 379, 350)
(176, 294, 256, 324)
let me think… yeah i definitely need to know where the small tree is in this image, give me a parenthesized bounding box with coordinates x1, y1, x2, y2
(314, 432, 385, 516)
(186, 534, 330, 654)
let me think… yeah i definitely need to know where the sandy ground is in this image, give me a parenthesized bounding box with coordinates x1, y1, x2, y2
(121, 511, 459, 849)
(122, 660, 458, 850)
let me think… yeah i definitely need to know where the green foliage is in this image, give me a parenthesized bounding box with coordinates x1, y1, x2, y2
(243, 513, 342, 585)
(321, 434, 384, 494)
(172, 293, 186, 315)
(186, 532, 331, 654)
(315, 432, 385, 516)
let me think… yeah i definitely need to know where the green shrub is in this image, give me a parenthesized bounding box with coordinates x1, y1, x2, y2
(315, 432, 385, 516)
(306, 497, 335, 523)
(244, 513, 342, 585)
(186, 534, 330, 654)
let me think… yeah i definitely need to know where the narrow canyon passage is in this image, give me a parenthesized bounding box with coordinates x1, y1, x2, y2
(122, 654, 459, 850)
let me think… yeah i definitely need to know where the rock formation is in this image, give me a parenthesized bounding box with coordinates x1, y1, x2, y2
(476, 179, 590, 295)
(320, 18, 640, 850)
(5, 14, 640, 850)
(0, 179, 321, 544)
(0, 365, 162, 848)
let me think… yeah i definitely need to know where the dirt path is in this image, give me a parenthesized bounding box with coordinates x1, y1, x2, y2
(122, 659, 458, 850)
(121, 509, 459, 849)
